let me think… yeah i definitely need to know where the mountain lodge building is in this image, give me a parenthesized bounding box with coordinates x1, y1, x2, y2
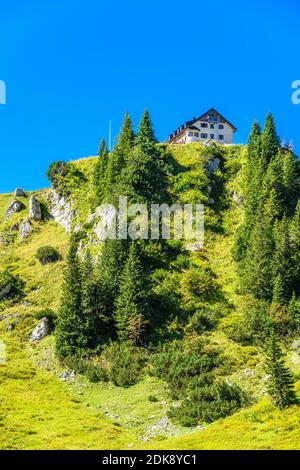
(168, 108, 237, 145)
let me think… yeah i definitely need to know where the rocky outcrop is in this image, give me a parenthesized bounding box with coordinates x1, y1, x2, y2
(6, 199, 25, 218)
(232, 191, 244, 205)
(207, 157, 220, 173)
(20, 218, 31, 240)
(0, 284, 12, 300)
(29, 195, 42, 221)
(46, 190, 76, 234)
(14, 188, 27, 197)
(30, 318, 49, 342)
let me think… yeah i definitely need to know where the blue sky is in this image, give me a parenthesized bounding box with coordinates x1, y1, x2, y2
(0, 0, 299, 192)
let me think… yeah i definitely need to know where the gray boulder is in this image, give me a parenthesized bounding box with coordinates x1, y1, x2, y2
(207, 157, 220, 173)
(30, 317, 49, 342)
(29, 196, 42, 221)
(0, 284, 12, 300)
(232, 191, 244, 205)
(6, 199, 25, 217)
(20, 218, 31, 240)
(14, 188, 27, 197)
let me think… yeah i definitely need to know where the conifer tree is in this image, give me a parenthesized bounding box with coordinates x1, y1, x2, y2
(105, 112, 135, 199)
(93, 138, 109, 208)
(114, 242, 148, 344)
(56, 240, 86, 358)
(243, 214, 274, 300)
(123, 110, 167, 206)
(81, 250, 98, 347)
(261, 113, 280, 166)
(265, 330, 296, 408)
(272, 217, 293, 303)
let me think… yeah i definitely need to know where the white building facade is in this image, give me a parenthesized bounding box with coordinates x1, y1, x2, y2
(168, 108, 237, 145)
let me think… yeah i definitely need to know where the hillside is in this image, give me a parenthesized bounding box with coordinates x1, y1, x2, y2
(1, 133, 300, 450)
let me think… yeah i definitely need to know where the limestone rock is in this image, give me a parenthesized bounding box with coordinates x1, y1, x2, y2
(14, 188, 27, 197)
(10, 221, 21, 231)
(46, 190, 76, 234)
(20, 218, 31, 240)
(29, 195, 42, 221)
(232, 191, 244, 205)
(6, 199, 25, 218)
(30, 317, 49, 342)
(0, 284, 12, 300)
(207, 157, 220, 173)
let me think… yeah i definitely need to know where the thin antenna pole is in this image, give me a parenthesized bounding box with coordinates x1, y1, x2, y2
(109, 120, 112, 151)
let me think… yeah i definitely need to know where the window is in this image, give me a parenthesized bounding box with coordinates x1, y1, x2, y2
(188, 131, 193, 137)
(201, 122, 208, 128)
(208, 115, 218, 123)
(218, 124, 224, 129)
(210, 124, 215, 129)
(219, 135, 224, 140)
(194, 132, 199, 137)
(201, 133, 208, 139)
(210, 134, 215, 139)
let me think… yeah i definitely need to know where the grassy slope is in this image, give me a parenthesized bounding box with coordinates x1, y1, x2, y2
(1, 144, 300, 449)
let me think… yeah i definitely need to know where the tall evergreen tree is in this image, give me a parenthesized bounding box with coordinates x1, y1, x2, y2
(261, 112, 280, 166)
(272, 217, 293, 303)
(243, 214, 274, 300)
(105, 112, 135, 199)
(93, 137, 109, 208)
(81, 250, 98, 347)
(265, 330, 296, 408)
(55, 240, 87, 358)
(136, 109, 157, 146)
(114, 242, 148, 344)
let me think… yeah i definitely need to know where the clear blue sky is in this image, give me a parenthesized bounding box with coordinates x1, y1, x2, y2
(0, 0, 299, 193)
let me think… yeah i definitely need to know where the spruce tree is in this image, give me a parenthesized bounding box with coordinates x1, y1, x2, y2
(105, 112, 135, 200)
(272, 217, 293, 303)
(114, 242, 148, 344)
(55, 240, 86, 358)
(265, 330, 296, 408)
(261, 113, 280, 166)
(93, 137, 109, 208)
(243, 214, 274, 300)
(135, 109, 157, 145)
(81, 250, 98, 347)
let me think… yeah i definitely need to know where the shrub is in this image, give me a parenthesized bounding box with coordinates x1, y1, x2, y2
(46, 161, 86, 196)
(35, 246, 60, 265)
(148, 395, 158, 402)
(46, 161, 70, 186)
(103, 342, 147, 387)
(34, 308, 56, 331)
(63, 353, 108, 383)
(0, 269, 23, 299)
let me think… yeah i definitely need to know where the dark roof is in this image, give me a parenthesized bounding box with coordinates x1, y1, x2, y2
(169, 107, 237, 140)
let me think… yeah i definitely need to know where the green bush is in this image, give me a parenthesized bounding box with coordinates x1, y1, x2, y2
(35, 246, 60, 265)
(34, 308, 56, 331)
(103, 342, 147, 387)
(63, 353, 108, 383)
(46, 161, 86, 196)
(0, 269, 23, 299)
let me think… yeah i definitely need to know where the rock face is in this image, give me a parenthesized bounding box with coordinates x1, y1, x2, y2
(29, 195, 42, 221)
(207, 157, 220, 173)
(6, 199, 25, 218)
(20, 218, 31, 240)
(46, 190, 76, 234)
(14, 188, 27, 197)
(232, 191, 244, 205)
(0, 284, 12, 300)
(30, 318, 49, 342)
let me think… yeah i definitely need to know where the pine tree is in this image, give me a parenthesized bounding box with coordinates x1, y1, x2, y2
(114, 242, 148, 344)
(136, 109, 157, 146)
(265, 330, 296, 408)
(94, 238, 128, 329)
(243, 214, 274, 300)
(105, 112, 135, 200)
(55, 240, 86, 358)
(123, 110, 167, 206)
(93, 138, 109, 208)
(81, 250, 98, 347)
(261, 113, 280, 166)
(290, 201, 300, 296)
(272, 217, 293, 303)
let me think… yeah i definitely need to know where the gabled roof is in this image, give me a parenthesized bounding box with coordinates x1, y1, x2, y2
(195, 108, 237, 132)
(169, 107, 237, 140)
